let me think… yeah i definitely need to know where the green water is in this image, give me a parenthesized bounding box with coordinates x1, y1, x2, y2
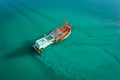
(0, 0, 120, 80)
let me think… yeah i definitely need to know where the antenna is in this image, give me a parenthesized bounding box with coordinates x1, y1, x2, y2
(64, 20, 68, 25)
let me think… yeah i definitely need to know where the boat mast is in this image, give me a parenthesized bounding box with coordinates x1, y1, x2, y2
(64, 20, 68, 25)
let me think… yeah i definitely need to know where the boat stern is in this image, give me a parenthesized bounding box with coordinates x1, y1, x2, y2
(33, 44, 43, 54)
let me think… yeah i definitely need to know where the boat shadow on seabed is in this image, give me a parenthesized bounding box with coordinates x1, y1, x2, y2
(2, 40, 73, 80)
(3, 40, 39, 60)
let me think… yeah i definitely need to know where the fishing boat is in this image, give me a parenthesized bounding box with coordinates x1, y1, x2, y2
(33, 20, 71, 54)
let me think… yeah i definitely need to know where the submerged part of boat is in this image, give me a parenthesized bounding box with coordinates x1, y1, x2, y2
(33, 20, 72, 54)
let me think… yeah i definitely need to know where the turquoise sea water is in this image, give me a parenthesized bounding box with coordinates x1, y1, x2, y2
(0, 0, 120, 80)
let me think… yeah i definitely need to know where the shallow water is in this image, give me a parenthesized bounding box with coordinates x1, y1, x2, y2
(0, 0, 120, 80)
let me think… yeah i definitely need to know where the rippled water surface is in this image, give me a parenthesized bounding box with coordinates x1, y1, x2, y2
(0, 0, 120, 80)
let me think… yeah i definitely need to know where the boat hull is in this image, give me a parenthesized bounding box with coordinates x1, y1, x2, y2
(52, 25, 71, 43)
(33, 21, 71, 54)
